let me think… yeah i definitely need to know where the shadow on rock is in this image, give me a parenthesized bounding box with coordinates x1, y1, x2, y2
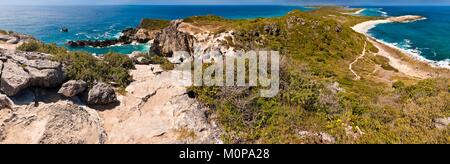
(87, 101, 120, 111)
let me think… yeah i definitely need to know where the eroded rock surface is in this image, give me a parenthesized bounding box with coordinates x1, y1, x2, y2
(0, 101, 106, 144)
(151, 20, 195, 57)
(100, 65, 222, 144)
(58, 80, 87, 97)
(87, 82, 118, 105)
(0, 49, 65, 96)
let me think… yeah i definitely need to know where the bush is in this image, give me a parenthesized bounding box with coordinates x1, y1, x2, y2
(0, 30, 7, 35)
(18, 41, 134, 88)
(103, 52, 135, 69)
(161, 60, 175, 71)
(17, 40, 42, 52)
(139, 19, 170, 31)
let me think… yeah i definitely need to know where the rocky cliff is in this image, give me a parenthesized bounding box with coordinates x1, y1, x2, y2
(150, 19, 240, 62)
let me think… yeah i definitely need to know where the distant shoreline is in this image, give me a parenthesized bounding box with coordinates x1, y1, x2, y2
(352, 15, 450, 70)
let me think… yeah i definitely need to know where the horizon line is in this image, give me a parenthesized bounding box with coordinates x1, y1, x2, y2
(1, 4, 450, 6)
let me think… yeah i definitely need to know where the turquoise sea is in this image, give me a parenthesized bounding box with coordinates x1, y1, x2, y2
(0, 5, 310, 55)
(355, 6, 450, 67)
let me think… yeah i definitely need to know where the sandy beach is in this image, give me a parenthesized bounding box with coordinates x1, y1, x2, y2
(352, 15, 450, 79)
(343, 8, 365, 15)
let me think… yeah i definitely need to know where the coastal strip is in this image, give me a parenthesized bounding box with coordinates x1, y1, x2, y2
(352, 15, 450, 79)
(343, 8, 366, 15)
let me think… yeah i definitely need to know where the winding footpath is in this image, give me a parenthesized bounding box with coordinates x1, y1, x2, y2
(349, 41, 367, 80)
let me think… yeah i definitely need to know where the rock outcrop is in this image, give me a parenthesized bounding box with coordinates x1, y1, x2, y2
(0, 49, 65, 96)
(58, 80, 87, 97)
(0, 93, 12, 109)
(298, 131, 336, 144)
(151, 20, 195, 57)
(100, 65, 222, 144)
(66, 27, 158, 48)
(0, 31, 35, 45)
(0, 101, 106, 144)
(434, 117, 450, 130)
(87, 82, 117, 105)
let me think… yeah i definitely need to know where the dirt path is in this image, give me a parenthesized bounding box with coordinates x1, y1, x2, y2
(349, 41, 367, 80)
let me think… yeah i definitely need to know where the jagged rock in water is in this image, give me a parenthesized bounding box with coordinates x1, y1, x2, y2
(0, 101, 106, 144)
(87, 82, 117, 105)
(66, 27, 156, 48)
(58, 80, 87, 97)
(0, 49, 65, 96)
(151, 20, 194, 57)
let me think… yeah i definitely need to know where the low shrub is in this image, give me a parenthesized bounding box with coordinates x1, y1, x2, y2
(18, 41, 134, 88)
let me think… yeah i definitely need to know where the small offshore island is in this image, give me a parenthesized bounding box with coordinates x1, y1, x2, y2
(0, 7, 449, 144)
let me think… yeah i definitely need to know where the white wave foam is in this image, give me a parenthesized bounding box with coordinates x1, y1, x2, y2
(371, 36, 450, 69)
(114, 32, 123, 38)
(351, 17, 450, 69)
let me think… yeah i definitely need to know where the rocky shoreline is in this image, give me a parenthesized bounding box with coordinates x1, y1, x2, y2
(66, 28, 158, 48)
(352, 15, 450, 78)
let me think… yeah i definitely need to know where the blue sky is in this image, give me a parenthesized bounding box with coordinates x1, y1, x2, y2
(0, 0, 449, 5)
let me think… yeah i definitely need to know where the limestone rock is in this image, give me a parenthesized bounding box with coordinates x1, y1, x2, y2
(0, 60, 31, 96)
(87, 82, 117, 105)
(0, 94, 12, 109)
(298, 131, 336, 144)
(0, 101, 106, 144)
(101, 65, 222, 144)
(434, 117, 450, 130)
(151, 20, 194, 57)
(58, 80, 87, 97)
(264, 23, 281, 36)
(0, 49, 65, 96)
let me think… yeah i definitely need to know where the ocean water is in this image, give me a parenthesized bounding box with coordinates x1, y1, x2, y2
(0, 5, 310, 55)
(356, 6, 450, 67)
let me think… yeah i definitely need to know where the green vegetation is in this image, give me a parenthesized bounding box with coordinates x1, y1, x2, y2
(0, 30, 8, 35)
(18, 41, 134, 88)
(139, 19, 170, 31)
(131, 52, 175, 71)
(186, 7, 450, 143)
(13, 7, 449, 144)
(370, 55, 399, 72)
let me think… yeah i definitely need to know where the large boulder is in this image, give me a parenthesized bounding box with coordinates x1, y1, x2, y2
(87, 82, 117, 105)
(0, 49, 65, 96)
(58, 80, 87, 97)
(0, 101, 106, 144)
(151, 20, 194, 57)
(0, 60, 31, 96)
